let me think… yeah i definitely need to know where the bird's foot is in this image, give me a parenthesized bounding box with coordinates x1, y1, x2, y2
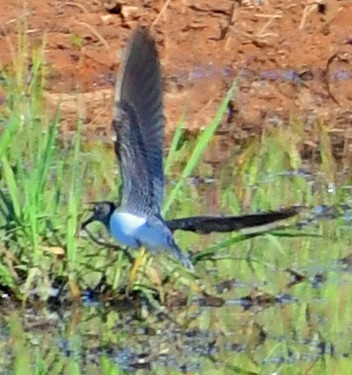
(127, 246, 148, 290)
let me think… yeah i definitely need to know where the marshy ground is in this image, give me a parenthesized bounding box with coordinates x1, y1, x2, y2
(0, 1, 352, 374)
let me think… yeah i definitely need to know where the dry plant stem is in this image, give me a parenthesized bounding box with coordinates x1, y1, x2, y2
(58, 2, 89, 13)
(152, 0, 173, 28)
(86, 99, 112, 127)
(75, 20, 112, 54)
(299, 3, 316, 30)
(255, 14, 282, 18)
(256, 12, 281, 38)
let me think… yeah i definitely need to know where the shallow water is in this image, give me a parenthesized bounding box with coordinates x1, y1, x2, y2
(2, 166, 352, 375)
(99, 66, 352, 89)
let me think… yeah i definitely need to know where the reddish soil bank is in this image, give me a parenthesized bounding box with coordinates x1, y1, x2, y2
(0, 1, 352, 157)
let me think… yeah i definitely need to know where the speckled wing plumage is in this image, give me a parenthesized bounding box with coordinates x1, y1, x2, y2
(113, 27, 164, 215)
(166, 207, 298, 234)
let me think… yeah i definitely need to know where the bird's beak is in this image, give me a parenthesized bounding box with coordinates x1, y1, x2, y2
(81, 214, 95, 230)
(80, 202, 97, 229)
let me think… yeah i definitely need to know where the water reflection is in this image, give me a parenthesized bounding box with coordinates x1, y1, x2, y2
(2, 170, 352, 374)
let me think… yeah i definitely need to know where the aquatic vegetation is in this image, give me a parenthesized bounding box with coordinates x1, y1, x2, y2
(1, 26, 352, 375)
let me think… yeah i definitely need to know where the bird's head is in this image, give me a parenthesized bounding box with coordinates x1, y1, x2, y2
(81, 201, 116, 229)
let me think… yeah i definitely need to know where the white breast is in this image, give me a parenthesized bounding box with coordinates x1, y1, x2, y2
(109, 212, 147, 248)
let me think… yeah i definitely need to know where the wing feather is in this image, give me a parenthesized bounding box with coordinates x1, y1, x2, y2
(113, 27, 164, 214)
(166, 207, 298, 234)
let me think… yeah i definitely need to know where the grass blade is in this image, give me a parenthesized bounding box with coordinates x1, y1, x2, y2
(163, 81, 237, 214)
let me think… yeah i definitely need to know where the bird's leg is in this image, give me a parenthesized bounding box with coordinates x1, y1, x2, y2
(83, 226, 134, 262)
(128, 246, 148, 288)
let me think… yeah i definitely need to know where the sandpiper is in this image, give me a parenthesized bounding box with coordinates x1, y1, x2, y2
(82, 27, 297, 271)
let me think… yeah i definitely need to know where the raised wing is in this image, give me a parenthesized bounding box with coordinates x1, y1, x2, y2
(166, 207, 298, 234)
(113, 27, 164, 214)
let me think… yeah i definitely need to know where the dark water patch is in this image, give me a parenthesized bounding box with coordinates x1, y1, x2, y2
(227, 291, 298, 310)
(193, 292, 225, 307)
(338, 252, 352, 271)
(286, 268, 335, 290)
(311, 273, 328, 289)
(173, 65, 352, 85)
(331, 70, 352, 81)
(262, 334, 339, 366)
(83, 64, 352, 90)
(214, 278, 238, 293)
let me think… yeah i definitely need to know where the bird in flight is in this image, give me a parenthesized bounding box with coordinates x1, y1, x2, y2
(82, 27, 298, 271)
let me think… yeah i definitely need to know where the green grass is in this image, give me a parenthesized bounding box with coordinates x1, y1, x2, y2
(1, 28, 352, 375)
